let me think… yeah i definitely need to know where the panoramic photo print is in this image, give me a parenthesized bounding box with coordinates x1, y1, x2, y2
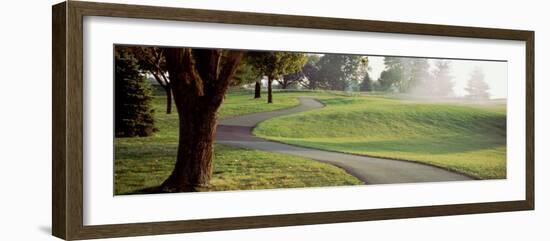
(114, 45, 507, 195)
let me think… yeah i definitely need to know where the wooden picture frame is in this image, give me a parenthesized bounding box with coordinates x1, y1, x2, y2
(52, 1, 534, 240)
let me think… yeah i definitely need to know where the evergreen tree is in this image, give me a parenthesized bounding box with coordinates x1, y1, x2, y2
(465, 68, 490, 100)
(430, 60, 454, 97)
(359, 71, 374, 91)
(403, 58, 430, 93)
(377, 57, 403, 92)
(115, 48, 156, 137)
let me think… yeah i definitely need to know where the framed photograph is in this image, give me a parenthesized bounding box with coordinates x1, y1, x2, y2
(52, 1, 534, 240)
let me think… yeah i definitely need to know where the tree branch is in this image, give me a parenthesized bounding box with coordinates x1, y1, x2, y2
(149, 70, 167, 88)
(160, 71, 170, 86)
(164, 48, 204, 97)
(207, 51, 244, 105)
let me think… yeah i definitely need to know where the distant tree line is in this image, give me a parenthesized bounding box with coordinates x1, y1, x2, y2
(236, 53, 369, 94)
(376, 57, 454, 97)
(234, 54, 492, 100)
(373, 57, 490, 99)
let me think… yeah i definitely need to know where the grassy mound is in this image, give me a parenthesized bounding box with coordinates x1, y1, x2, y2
(255, 95, 507, 179)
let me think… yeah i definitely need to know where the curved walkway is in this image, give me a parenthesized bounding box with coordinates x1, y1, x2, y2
(215, 97, 473, 184)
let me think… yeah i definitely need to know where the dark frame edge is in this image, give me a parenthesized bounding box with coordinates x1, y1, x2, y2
(53, 1, 87, 240)
(72, 200, 532, 240)
(53, 1, 536, 240)
(525, 31, 535, 210)
(71, 1, 534, 40)
(67, 0, 86, 240)
(52, 1, 68, 240)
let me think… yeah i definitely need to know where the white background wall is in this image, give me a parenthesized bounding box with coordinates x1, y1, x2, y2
(0, 0, 547, 240)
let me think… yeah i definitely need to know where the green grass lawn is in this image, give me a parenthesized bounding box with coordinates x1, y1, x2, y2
(116, 89, 507, 195)
(115, 90, 362, 195)
(116, 144, 362, 194)
(254, 94, 507, 179)
(218, 89, 301, 118)
(141, 89, 301, 144)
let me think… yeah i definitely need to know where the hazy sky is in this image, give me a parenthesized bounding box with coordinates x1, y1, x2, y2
(368, 56, 508, 99)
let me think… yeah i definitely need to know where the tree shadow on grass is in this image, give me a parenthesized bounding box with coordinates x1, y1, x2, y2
(119, 184, 203, 195)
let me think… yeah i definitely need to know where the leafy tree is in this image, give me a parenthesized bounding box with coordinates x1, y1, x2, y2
(248, 52, 307, 103)
(316, 54, 368, 91)
(279, 71, 304, 89)
(377, 69, 400, 91)
(465, 68, 490, 100)
(130, 47, 173, 114)
(114, 48, 156, 137)
(359, 71, 374, 91)
(159, 48, 244, 192)
(430, 60, 454, 97)
(377, 57, 430, 93)
(232, 57, 263, 98)
(300, 55, 322, 89)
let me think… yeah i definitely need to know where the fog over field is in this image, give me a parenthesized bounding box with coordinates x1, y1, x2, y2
(368, 56, 507, 99)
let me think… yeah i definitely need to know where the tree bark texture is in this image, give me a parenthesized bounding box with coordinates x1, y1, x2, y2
(267, 76, 273, 104)
(164, 87, 173, 114)
(254, 80, 261, 99)
(160, 48, 243, 192)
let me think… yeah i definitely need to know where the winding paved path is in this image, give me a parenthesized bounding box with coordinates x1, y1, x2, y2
(215, 97, 473, 184)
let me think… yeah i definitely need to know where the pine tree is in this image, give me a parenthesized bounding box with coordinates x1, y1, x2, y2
(115, 48, 156, 137)
(360, 71, 373, 91)
(465, 68, 490, 100)
(430, 60, 454, 97)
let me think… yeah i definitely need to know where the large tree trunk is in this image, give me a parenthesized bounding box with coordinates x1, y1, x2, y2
(160, 98, 217, 192)
(160, 48, 243, 192)
(254, 80, 261, 99)
(165, 86, 173, 114)
(267, 76, 273, 104)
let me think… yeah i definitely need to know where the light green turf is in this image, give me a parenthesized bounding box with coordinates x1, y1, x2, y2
(115, 144, 362, 194)
(254, 95, 507, 179)
(218, 89, 300, 118)
(115, 90, 362, 195)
